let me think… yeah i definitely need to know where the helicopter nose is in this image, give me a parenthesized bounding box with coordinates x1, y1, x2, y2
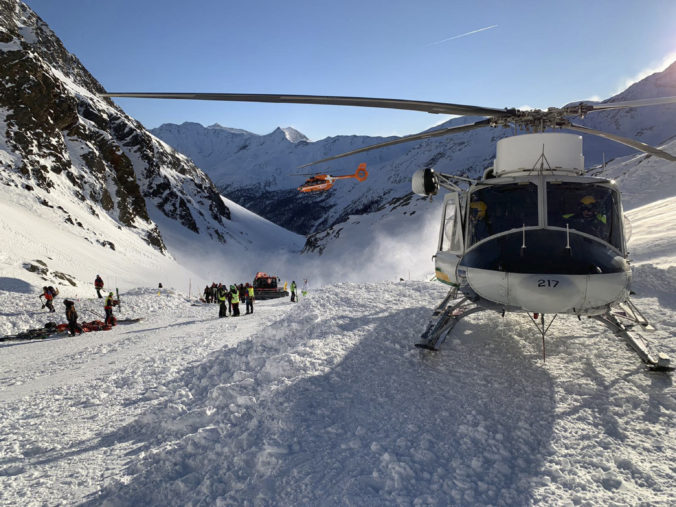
(465, 268, 630, 314)
(460, 229, 630, 314)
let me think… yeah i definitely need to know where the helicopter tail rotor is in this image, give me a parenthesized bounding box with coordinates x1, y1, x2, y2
(353, 163, 368, 181)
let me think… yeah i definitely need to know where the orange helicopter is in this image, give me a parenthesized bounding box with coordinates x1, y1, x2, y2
(297, 163, 368, 193)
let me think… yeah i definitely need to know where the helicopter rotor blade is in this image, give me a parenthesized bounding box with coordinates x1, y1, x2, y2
(580, 96, 676, 113)
(297, 119, 492, 168)
(566, 123, 676, 162)
(101, 92, 512, 117)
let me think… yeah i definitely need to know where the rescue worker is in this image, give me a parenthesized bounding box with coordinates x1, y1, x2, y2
(94, 275, 104, 298)
(469, 200, 491, 244)
(563, 195, 608, 239)
(290, 281, 297, 302)
(245, 283, 254, 314)
(104, 291, 117, 326)
(64, 299, 83, 336)
(231, 284, 240, 316)
(40, 286, 55, 313)
(227, 285, 233, 315)
(217, 285, 228, 318)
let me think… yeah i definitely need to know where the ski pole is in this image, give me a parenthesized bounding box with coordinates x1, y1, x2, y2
(83, 308, 105, 320)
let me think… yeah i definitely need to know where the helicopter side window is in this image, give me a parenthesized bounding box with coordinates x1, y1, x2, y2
(441, 200, 463, 252)
(468, 183, 538, 245)
(547, 183, 621, 248)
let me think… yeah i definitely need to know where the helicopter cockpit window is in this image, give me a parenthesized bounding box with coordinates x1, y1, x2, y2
(547, 183, 622, 249)
(468, 183, 538, 245)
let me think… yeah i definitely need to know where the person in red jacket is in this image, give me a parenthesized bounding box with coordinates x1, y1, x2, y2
(40, 286, 55, 313)
(94, 275, 104, 298)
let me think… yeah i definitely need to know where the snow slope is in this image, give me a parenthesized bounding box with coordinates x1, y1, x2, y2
(0, 180, 305, 301)
(0, 268, 674, 505)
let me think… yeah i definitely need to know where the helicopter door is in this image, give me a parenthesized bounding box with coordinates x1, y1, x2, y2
(435, 193, 464, 286)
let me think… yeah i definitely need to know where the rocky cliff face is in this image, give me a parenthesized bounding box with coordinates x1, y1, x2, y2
(0, 0, 232, 253)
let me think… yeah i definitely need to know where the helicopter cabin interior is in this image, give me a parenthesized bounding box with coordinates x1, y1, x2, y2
(440, 180, 624, 251)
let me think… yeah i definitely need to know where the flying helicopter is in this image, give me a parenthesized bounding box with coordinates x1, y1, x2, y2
(297, 163, 368, 192)
(101, 91, 676, 371)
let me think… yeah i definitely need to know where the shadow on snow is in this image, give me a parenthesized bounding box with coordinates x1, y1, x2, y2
(79, 301, 557, 506)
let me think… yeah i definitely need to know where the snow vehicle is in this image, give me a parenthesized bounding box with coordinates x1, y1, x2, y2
(101, 92, 676, 371)
(297, 163, 368, 192)
(252, 272, 289, 300)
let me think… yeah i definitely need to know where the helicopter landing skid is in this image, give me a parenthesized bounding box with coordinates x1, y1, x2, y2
(591, 308, 672, 372)
(415, 290, 486, 351)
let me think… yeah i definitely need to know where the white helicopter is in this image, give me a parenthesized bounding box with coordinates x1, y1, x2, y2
(102, 91, 676, 370)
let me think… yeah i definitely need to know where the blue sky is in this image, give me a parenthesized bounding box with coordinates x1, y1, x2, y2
(24, 0, 676, 141)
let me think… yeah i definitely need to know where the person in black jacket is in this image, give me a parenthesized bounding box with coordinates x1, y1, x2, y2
(64, 300, 83, 336)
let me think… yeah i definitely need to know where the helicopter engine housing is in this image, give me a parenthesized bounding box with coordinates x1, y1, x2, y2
(494, 133, 584, 176)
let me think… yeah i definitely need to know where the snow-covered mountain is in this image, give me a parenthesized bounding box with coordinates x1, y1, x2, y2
(151, 63, 676, 239)
(0, 0, 303, 292)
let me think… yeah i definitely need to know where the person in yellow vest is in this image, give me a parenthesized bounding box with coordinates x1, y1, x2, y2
(104, 292, 117, 326)
(217, 285, 228, 318)
(245, 283, 254, 314)
(230, 284, 240, 316)
(290, 281, 297, 302)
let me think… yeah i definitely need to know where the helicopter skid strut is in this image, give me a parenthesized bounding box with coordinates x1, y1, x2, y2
(416, 291, 672, 372)
(591, 304, 672, 372)
(415, 289, 486, 351)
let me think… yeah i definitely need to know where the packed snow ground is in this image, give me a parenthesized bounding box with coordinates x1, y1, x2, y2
(0, 274, 675, 505)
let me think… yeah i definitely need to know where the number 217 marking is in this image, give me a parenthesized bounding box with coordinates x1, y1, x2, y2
(537, 279, 559, 288)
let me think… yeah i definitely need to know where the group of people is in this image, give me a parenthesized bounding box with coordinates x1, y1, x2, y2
(203, 282, 255, 318)
(39, 275, 119, 336)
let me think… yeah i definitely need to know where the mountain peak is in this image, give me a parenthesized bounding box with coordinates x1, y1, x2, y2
(207, 123, 253, 135)
(270, 126, 308, 143)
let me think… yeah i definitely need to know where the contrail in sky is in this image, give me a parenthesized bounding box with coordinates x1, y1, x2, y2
(427, 25, 498, 46)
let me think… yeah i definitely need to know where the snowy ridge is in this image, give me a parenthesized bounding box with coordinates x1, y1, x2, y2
(150, 64, 676, 238)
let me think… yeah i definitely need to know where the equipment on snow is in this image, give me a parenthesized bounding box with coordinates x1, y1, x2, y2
(0, 318, 143, 342)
